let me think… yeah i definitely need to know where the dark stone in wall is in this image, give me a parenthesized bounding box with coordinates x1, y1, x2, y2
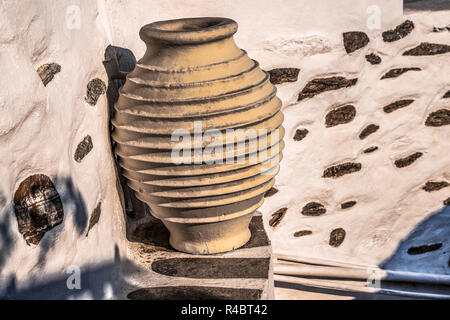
(383, 99, 415, 113)
(297, 76, 358, 101)
(325, 105, 356, 128)
(269, 207, 287, 228)
(422, 181, 449, 192)
(151, 258, 270, 279)
(127, 286, 262, 300)
(329, 228, 346, 247)
(37, 63, 61, 86)
(264, 187, 278, 198)
(363, 146, 379, 154)
(382, 20, 415, 42)
(381, 68, 421, 80)
(425, 109, 450, 127)
(268, 68, 300, 84)
(86, 202, 101, 237)
(293, 129, 309, 141)
(407, 243, 442, 255)
(85, 78, 107, 106)
(444, 197, 450, 206)
(359, 124, 380, 139)
(301, 202, 326, 216)
(341, 201, 357, 209)
(403, 42, 450, 56)
(365, 53, 382, 65)
(13, 174, 64, 246)
(443, 91, 450, 99)
(343, 31, 370, 54)
(294, 230, 313, 237)
(74, 135, 93, 163)
(394, 152, 423, 168)
(323, 162, 362, 178)
(433, 26, 450, 32)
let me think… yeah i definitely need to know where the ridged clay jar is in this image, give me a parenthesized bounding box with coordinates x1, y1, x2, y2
(112, 17, 284, 254)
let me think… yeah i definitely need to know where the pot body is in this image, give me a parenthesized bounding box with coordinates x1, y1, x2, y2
(112, 17, 284, 254)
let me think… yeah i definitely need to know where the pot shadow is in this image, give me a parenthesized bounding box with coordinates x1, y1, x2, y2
(102, 45, 153, 230)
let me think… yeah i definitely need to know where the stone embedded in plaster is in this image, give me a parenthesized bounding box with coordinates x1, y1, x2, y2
(74, 135, 93, 163)
(294, 230, 313, 237)
(267, 68, 300, 84)
(301, 202, 326, 216)
(422, 181, 449, 192)
(381, 67, 421, 80)
(407, 243, 442, 255)
(382, 20, 415, 42)
(433, 25, 450, 32)
(269, 207, 287, 228)
(329, 228, 346, 247)
(443, 91, 450, 99)
(363, 146, 379, 154)
(343, 31, 370, 54)
(359, 124, 380, 139)
(444, 197, 450, 206)
(151, 258, 270, 279)
(297, 76, 358, 101)
(264, 187, 279, 198)
(403, 42, 450, 56)
(86, 202, 101, 237)
(383, 99, 415, 113)
(341, 201, 357, 209)
(394, 152, 423, 168)
(85, 78, 107, 106)
(325, 105, 356, 128)
(36, 63, 61, 86)
(13, 174, 64, 246)
(293, 129, 309, 141)
(323, 162, 362, 178)
(365, 53, 382, 65)
(425, 109, 450, 127)
(127, 286, 262, 300)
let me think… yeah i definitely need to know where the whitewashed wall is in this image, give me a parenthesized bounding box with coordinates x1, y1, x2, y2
(1, 0, 449, 300)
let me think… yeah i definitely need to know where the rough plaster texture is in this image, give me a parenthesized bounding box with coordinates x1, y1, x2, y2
(0, 0, 126, 299)
(1, 0, 449, 300)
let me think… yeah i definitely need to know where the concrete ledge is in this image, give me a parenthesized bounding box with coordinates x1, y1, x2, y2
(117, 212, 273, 300)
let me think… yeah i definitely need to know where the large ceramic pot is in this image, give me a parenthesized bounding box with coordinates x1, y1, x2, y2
(112, 17, 284, 254)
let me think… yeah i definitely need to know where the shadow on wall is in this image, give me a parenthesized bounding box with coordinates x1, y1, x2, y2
(404, 0, 450, 11)
(0, 176, 88, 271)
(3, 245, 141, 300)
(0, 175, 131, 299)
(103, 45, 151, 227)
(380, 205, 450, 275)
(274, 205, 450, 300)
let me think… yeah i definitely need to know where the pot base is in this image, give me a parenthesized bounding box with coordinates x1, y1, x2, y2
(164, 212, 254, 254)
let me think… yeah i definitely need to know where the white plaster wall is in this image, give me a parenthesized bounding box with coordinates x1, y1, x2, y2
(1, 0, 449, 300)
(0, 0, 126, 299)
(103, 0, 403, 58)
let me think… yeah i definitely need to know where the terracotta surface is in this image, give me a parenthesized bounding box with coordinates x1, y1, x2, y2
(112, 17, 284, 254)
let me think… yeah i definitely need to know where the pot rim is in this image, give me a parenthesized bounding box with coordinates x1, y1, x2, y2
(139, 17, 238, 44)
